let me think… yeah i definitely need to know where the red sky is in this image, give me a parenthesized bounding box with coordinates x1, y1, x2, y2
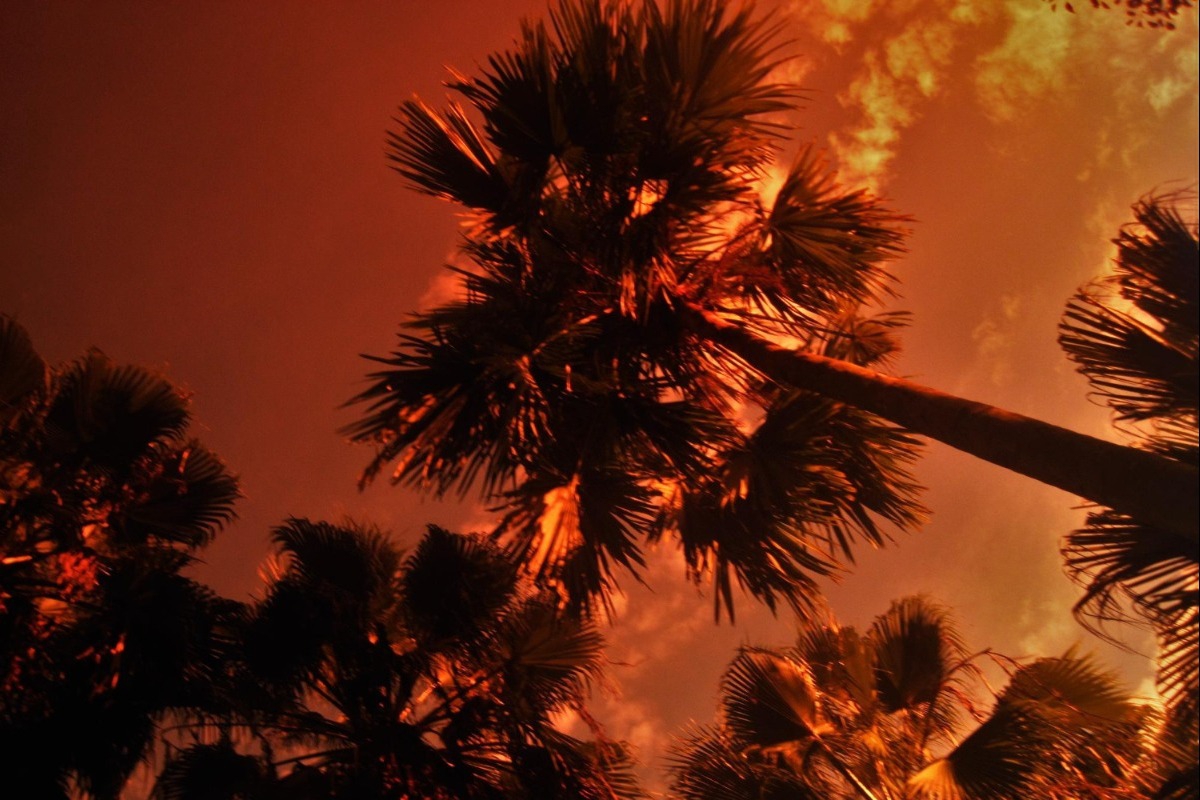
(2, 0, 1197, 793)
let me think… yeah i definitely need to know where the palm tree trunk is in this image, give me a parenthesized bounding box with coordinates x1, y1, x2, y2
(685, 305, 1199, 545)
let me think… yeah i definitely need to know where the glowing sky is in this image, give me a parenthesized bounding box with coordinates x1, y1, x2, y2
(2, 0, 1197, 793)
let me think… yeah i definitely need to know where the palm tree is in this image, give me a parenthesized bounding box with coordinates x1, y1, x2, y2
(344, 0, 1197, 618)
(153, 520, 642, 799)
(0, 315, 242, 799)
(669, 596, 1154, 800)
(1057, 192, 1198, 772)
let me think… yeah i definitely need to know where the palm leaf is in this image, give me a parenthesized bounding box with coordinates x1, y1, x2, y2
(669, 725, 824, 800)
(118, 443, 240, 550)
(908, 654, 1137, 800)
(512, 730, 646, 800)
(794, 623, 879, 719)
(868, 596, 970, 738)
(498, 600, 606, 713)
(0, 315, 47, 428)
(387, 99, 510, 216)
(758, 147, 909, 314)
(1064, 509, 1198, 718)
(721, 648, 830, 749)
(44, 351, 190, 472)
(495, 463, 655, 616)
(451, 21, 562, 166)
(400, 524, 518, 646)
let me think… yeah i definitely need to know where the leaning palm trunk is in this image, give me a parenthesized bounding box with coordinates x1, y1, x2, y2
(687, 304, 1200, 545)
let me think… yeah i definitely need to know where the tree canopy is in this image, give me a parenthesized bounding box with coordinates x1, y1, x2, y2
(670, 596, 1188, 800)
(346, 0, 1197, 627)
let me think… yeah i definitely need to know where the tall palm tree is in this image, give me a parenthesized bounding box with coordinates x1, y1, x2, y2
(669, 596, 1154, 800)
(0, 315, 242, 799)
(153, 520, 642, 799)
(344, 0, 1197, 617)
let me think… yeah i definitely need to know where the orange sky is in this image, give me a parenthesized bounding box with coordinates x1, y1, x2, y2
(2, 0, 1197, 793)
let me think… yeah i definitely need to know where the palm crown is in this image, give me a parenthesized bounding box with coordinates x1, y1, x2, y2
(670, 596, 1166, 800)
(1058, 193, 1199, 726)
(347, 0, 1199, 624)
(0, 315, 241, 799)
(346, 0, 925, 618)
(154, 520, 641, 799)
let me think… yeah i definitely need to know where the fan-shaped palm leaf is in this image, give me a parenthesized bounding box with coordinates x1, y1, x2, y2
(401, 523, 519, 647)
(868, 596, 969, 737)
(0, 314, 46, 428)
(669, 725, 825, 800)
(908, 653, 1139, 800)
(497, 600, 606, 715)
(1060, 192, 1198, 425)
(44, 352, 189, 474)
(757, 148, 908, 315)
(721, 648, 830, 750)
(117, 444, 240, 549)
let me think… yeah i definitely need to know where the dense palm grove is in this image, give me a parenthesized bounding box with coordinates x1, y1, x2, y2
(1, 0, 1196, 797)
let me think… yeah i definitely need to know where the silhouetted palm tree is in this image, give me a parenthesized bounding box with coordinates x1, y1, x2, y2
(1058, 192, 1198, 786)
(154, 520, 642, 799)
(0, 315, 242, 799)
(345, 0, 1196, 617)
(669, 596, 1153, 800)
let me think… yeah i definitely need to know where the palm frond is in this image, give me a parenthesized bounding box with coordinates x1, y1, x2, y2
(819, 309, 911, 369)
(909, 653, 1139, 800)
(494, 464, 654, 616)
(0, 315, 47, 428)
(451, 21, 562, 166)
(513, 729, 646, 800)
(638, 0, 798, 209)
(668, 725, 824, 800)
(868, 596, 970, 738)
(721, 648, 829, 748)
(758, 147, 909, 314)
(1064, 508, 1198, 718)
(1059, 190, 1196, 426)
(269, 518, 401, 605)
(387, 99, 510, 216)
(497, 600, 606, 713)
(45, 351, 190, 473)
(400, 524, 518, 646)
(666, 471, 837, 622)
(118, 443, 240, 550)
(794, 622, 879, 718)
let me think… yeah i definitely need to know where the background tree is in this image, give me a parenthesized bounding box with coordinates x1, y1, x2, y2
(1046, 0, 1195, 30)
(346, 0, 1196, 619)
(154, 520, 642, 800)
(0, 315, 242, 799)
(669, 596, 1158, 800)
